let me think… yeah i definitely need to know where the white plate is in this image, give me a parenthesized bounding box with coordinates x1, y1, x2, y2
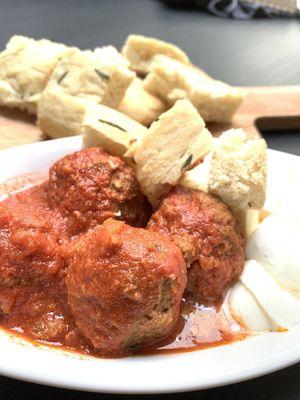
(0, 137, 299, 394)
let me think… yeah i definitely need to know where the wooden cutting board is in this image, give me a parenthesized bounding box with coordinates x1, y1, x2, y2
(0, 86, 299, 150)
(207, 86, 300, 138)
(0, 107, 45, 150)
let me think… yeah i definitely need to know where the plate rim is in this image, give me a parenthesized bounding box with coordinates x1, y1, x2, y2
(0, 137, 299, 394)
(0, 328, 299, 394)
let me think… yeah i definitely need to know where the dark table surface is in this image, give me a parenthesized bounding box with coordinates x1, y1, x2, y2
(0, 0, 299, 398)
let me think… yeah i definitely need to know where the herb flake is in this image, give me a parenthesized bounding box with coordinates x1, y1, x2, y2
(57, 71, 68, 84)
(98, 119, 127, 132)
(154, 243, 163, 253)
(94, 68, 110, 80)
(181, 154, 193, 171)
(112, 180, 123, 191)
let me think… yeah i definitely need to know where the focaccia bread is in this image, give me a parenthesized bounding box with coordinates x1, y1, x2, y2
(180, 128, 267, 235)
(38, 47, 135, 139)
(180, 152, 212, 193)
(208, 129, 267, 209)
(181, 129, 267, 210)
(94, 45, 130, 68)
(133, 99, 213, 206)
(46, 47, 135, 108)
(117, 78, 167, 126)
(122, 34, 189, 76)
(181, 156, 260, 237)
(38, 84, 92, 139)
(144, 55, 245, 123)
(82, 103, 147, 160)
(0, 35, 66, 114)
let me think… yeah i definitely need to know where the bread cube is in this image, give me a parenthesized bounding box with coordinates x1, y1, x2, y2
(134, 99, 213, 206)
(122, 34, 189, 75)
(82, 103, 147, 160)
(117, 78, 167, 126)
(0, 35, 66, 114)
(208, 129, 267, 210)
(38, 84, 91, 139)
(38, 47, 135, 139)
(46, 47, 134, 108)
(144, 55, 245, 123)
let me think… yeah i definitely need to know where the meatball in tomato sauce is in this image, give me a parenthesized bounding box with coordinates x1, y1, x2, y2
(66, 219, 187, 356)
(0, 202, 69, 341)
(148, 187, 245, 305)
(48, 147, 151, 235)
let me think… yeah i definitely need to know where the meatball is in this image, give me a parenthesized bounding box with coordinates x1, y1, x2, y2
(0, 203, 68, 341)
(148, 187, 245, 305)
(48, 147, 151, 235)
(66, 218, 186, 356)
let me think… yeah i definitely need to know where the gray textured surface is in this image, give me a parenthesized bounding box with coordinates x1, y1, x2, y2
(0, 0, 299, 398)
(0, 0, 300, 87)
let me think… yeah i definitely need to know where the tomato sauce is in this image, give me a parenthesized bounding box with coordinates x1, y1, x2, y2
(0, 175, 247, 358)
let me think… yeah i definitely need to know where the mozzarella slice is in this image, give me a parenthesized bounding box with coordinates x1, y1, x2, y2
(264, 154, 300, 222)
(240, 260, 300, 330)
(247, 215, 300, 299)
(229, 281, 274, 332)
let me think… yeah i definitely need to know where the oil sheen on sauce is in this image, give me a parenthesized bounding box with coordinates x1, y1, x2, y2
(0, 175, 248, 358)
